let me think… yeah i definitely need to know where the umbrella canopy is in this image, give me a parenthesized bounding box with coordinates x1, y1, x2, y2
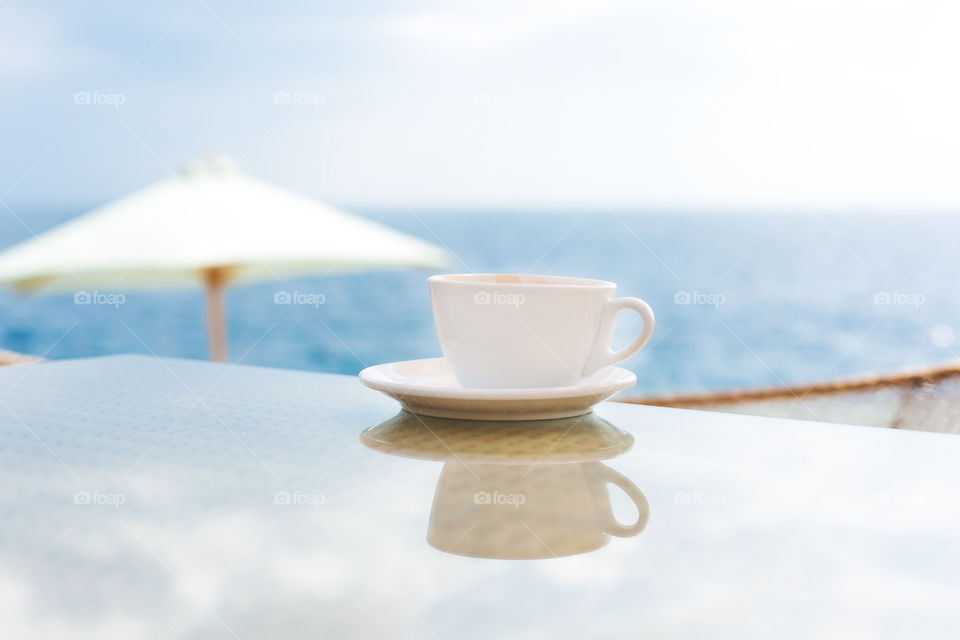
(0, 155, 449, 360)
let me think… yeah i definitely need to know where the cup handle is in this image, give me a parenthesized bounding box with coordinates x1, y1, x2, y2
(594, 465, 650, 538)
(583, 297, 655, 376)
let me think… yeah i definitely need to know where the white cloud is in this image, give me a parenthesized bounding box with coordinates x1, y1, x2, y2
(0, 3, 100, 77)
(380, 0, 638, 50)
(354, 0, 960, 208)
(5, 0, 960, 209)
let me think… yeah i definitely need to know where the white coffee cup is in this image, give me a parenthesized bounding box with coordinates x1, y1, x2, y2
(428, 273, 654, 388)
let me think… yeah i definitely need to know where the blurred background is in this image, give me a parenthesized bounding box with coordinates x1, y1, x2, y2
(2, 0, 959, 393)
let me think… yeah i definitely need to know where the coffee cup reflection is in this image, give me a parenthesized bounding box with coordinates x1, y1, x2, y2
(361, 411, 649, 559)
(429, 460, 648, 559)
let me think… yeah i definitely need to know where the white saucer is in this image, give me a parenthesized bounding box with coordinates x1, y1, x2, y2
(359, 358, 636, 421)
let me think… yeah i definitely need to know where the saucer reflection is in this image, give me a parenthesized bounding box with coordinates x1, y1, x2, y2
(360, 410, 635, 463)
(361, 411, 649, 559)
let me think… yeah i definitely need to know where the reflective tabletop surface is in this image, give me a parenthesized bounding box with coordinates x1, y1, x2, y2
(1, 355, 959, 639)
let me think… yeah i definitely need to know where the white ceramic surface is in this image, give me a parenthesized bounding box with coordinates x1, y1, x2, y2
(358, 357, 637, 420)
(428, 273, 654, 388)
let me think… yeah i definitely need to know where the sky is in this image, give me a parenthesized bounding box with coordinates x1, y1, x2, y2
(1, 0, 959, 213)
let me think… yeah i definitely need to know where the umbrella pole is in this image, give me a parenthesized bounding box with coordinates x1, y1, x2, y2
(204, 268, 228, 362)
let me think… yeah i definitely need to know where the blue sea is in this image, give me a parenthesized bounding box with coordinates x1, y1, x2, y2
(2, 211, 959, 394)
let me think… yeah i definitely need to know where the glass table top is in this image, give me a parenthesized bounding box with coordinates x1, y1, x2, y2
(1, 355, 959, 639)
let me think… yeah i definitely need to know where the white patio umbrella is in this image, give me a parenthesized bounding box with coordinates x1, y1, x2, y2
(0, 155, 449, 361)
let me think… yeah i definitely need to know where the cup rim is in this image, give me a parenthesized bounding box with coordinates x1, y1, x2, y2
(429, 273, 616, 289)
